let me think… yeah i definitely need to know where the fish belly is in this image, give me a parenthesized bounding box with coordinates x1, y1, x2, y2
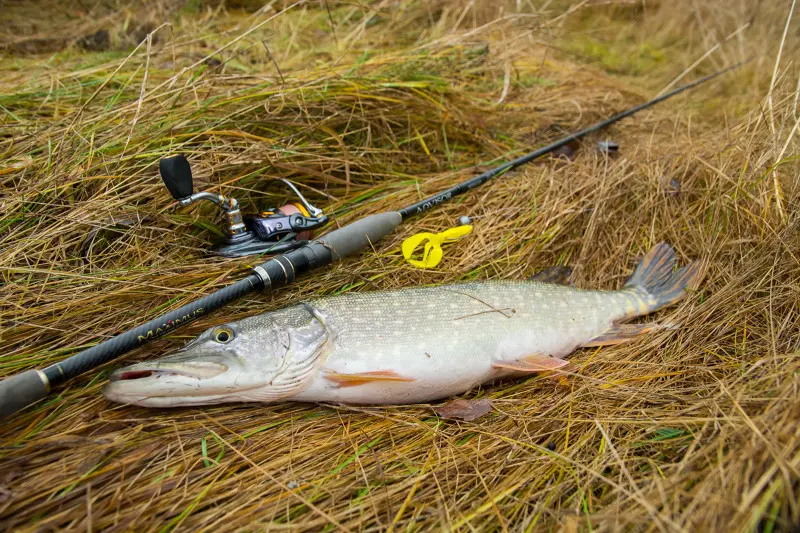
(292, 281, 622, 404)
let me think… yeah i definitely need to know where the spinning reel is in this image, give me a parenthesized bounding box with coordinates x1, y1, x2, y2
(159, 155, 328, 257)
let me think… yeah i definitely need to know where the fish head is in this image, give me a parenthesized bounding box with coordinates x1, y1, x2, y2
(102, 305, 330, 408)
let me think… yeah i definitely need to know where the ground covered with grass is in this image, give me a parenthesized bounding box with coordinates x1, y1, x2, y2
(1, 0, 799, 531)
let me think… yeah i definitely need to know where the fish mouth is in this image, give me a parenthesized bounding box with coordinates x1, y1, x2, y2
(109, 368, 202, 382)
(102, 357, 263, 407)
(113, 370, 155, 381)
(108, 360, 230, 383)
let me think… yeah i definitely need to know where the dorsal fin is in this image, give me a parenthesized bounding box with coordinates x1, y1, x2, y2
(529, 266, 573, 286)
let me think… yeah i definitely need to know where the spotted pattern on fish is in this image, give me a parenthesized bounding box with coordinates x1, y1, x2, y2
(102, 243, 701, 408)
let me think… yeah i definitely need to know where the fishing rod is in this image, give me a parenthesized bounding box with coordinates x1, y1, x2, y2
(0, 62, 742, 419)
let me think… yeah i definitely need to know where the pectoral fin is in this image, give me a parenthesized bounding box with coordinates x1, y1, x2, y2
(325, 370, 415, 388)
(583, 322, 661, 347)
(493, 354, 568, 372)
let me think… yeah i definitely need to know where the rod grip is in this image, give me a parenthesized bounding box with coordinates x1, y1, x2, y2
(251, 211, 403, 290)
(319, 211, 402, 260)
(0, 370, 49, 419)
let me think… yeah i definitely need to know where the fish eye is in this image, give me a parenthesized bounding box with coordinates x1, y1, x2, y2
(212, 326, 234, 344)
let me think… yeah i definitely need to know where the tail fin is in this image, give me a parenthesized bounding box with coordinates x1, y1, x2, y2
(624, 242, 702, 311)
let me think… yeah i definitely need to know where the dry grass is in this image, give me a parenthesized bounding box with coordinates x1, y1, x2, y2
(1, 0, 799, 531)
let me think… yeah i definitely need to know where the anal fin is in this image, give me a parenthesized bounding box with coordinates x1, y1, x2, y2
(493, 354, 568, 372)
(583, 322, 662, 347)
(325, 370, 415, 388)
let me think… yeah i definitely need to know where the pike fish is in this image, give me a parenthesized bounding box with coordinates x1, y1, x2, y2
(103, 243, 701, 407)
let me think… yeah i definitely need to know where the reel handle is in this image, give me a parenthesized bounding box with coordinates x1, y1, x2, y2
(158, 155, 246, 237)
(156, 155, 328, 256)
(159, 155, 194, 200)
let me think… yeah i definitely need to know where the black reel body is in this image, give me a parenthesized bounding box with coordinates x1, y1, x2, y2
(159, 155, 328, 258)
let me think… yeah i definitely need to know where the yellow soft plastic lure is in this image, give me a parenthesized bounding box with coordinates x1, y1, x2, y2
(401, 225, 472, 268)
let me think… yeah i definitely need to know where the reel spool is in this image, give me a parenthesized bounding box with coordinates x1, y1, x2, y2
(159, 155, 328, 258)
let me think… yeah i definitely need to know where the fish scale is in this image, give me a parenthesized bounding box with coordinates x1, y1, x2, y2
(310, 282, 621, 360)
(292, 281, 639, 404)
(102, 243, 701, 408)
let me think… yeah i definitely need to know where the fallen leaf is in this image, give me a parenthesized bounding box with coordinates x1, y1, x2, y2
(433, 399, 493, 422)
(0, 484, 12, 504)
(546, 374, 571, 388)
(77, 449, 112, 475)
(664, 176, 681, 197)
(551, 144, 576, 161)
(77, 29, 110, 52)
(0, 155, 34, 176)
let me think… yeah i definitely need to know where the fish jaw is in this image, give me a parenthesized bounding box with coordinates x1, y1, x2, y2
(102, 351, 272, 407)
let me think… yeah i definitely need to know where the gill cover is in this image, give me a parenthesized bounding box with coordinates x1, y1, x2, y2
(103, 304, 332, 407)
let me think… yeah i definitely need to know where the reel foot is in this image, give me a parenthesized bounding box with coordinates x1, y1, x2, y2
(209, 232, 306, 258)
